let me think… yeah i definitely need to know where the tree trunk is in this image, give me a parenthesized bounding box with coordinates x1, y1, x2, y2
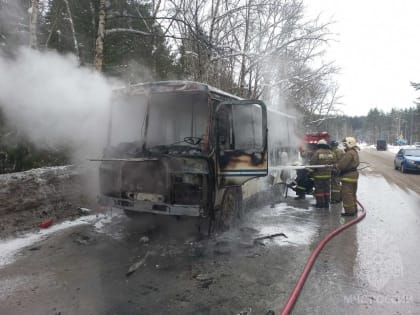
(238, 0, 251, 95)
(95, 0, 106, 72)
(89, 1, 96, 53)
(29, 0, 39, 49)
(63, 0, 81, 63)
(45, 2, 63, 48)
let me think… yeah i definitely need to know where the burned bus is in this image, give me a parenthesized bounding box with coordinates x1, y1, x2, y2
(98, 81, 296, 231)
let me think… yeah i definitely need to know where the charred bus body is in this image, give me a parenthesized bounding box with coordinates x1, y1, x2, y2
(98, 81, 295, 229)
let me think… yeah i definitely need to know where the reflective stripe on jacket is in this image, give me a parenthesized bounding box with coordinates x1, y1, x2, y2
(310, 148, 336, 176)
(341, 176, 358, 183)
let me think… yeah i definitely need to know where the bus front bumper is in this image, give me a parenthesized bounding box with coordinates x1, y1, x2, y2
(98, 195, 203, 217)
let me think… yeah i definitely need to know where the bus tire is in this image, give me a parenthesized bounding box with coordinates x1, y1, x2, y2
(197, 216, 213, 237)
(217, 187, 243, 231)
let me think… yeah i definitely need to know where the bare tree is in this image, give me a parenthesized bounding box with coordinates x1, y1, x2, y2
(41, 0, 339, 117)
(411, 81, 420, 105)
(161, 0, 338, 119)
(63, 0, 80, 62)
(29, 0, 39, 49)
(95, 0, 106, 71)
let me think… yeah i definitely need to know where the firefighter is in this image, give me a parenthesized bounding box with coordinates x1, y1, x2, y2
(310, 139, 336, 208)
(288, 161, 314, 200)
(336, 137, 360, 216)
(301, 143, 317, 164)
(329, 140, 345, 203)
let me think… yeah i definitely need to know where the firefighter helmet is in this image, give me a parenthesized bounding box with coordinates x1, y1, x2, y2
(343, 137, 357, 148)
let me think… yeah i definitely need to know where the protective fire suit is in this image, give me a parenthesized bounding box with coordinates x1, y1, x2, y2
(289, 168, 314, 199)
(310, 145, 336, 208)
(336, 147, 360, 215)
(331, 146, 345, 203)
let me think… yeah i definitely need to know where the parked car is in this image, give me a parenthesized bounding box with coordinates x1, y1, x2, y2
(394, 148, 420, 173)
(376, 140, 387, 151)
(414, 142, 420, 148)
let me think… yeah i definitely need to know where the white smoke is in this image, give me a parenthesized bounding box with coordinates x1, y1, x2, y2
(0, 47, 117, 161)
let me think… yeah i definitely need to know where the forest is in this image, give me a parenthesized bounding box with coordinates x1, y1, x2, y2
(0, 0, 419, 173)
(316, 106, 420, 146)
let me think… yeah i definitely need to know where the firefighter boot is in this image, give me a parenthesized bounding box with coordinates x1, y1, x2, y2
(341, 206, 357, 216)
(315, 197, 324, 208)
(323, 196, 330, 208)
(294, 194, 305, 200)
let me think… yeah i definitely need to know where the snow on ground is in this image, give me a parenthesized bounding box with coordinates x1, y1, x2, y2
(1, 143, 418, 268)
(0, 210, 122, 268)
(358, 142, 417, 154)
(388, 145, 401, 154)
(387, 144, 417, 153)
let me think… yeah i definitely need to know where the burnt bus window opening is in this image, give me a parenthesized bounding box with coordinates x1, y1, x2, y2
(146, 93, 209, 147)
(232, 104, 263, 151)
(109, 93, 209, 149)
(110, 95, 148, 145)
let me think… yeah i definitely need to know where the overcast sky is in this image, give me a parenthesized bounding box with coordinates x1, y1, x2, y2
(305, 0, 420, 116)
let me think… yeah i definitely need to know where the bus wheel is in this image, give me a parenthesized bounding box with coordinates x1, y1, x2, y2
(197, 215, 213, 238)
(218, 187, 243, 231)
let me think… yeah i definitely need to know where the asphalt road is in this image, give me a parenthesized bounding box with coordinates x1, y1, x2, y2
(359, 147, 420, 195)
(0, 148, 419, 315)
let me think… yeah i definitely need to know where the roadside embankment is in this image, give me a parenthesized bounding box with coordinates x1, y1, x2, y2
(0, 165, 98, 238)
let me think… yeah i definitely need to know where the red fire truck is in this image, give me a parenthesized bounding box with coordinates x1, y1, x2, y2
(299, 131, 330, 162)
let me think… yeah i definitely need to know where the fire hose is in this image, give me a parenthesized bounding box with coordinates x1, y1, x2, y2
(279, 200, 366, 315)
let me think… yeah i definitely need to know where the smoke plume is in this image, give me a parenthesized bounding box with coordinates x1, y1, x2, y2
(0, 47, 117, 162)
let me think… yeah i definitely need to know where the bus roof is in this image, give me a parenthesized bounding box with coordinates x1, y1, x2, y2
(112, 80, 243, 101)
(113, 80, 296, 119)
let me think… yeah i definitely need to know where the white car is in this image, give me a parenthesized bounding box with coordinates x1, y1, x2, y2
(415, 142, 420, 148)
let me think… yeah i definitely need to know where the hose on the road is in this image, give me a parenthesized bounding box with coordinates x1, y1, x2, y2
(358, 161, 371, 171)
(279, 200, 366, 315)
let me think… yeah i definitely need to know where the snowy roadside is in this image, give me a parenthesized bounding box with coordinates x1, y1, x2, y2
(0, 210, 123, 268)
(0, 215, 95, 267)
(0, 165, 99, 239)
(387, 144, 417, 153)
(358, 142, 416, 154)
